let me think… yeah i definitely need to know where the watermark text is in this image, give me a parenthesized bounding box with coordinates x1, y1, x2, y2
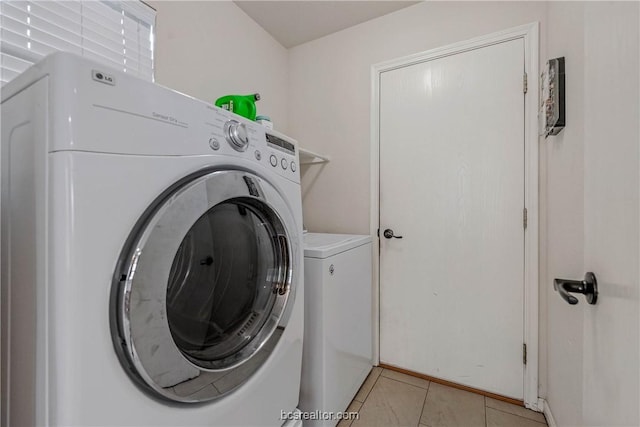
(280, 410, 360, 421)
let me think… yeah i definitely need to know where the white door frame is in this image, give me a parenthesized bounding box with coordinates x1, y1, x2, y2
(369, 22, 540, 410)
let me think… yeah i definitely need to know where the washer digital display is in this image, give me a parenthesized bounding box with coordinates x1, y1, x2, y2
(266, 134, 295, 155)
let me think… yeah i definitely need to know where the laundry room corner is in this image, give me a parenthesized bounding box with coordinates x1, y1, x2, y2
(150, 0, 290, 133)
(287, 1, 547, 235)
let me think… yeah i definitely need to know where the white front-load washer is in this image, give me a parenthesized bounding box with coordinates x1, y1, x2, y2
(1, 52, 304, 427)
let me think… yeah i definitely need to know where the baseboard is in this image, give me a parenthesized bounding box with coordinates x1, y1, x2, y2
(541, 399, 557, 427)
(379, 363, 523, 407)
(525, 397, 544, 413)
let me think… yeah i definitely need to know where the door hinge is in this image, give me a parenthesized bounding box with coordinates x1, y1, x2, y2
(523, 207, 528, 229)
(523, 343, 527, 365)
(523, 73, 528, 94)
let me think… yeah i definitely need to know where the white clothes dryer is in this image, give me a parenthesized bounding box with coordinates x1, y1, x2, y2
(1, 53, 304, 427)
(299, 234, 373, 426)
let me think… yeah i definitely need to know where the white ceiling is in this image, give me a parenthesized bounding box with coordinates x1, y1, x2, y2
(234, 1, 420, 48)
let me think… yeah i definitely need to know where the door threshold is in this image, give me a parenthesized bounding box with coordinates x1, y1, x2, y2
(378, 363, 524, 407)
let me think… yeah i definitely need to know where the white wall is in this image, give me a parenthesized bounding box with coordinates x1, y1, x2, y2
(544, 3, 640, 426)
(288, 1, 547, 235)
(581, 3, 639, 423)
(150, 1, 289, 132)
(544, 2, 586, 424)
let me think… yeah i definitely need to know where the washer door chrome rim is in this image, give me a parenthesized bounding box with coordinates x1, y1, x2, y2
(110, 169, 299, 403)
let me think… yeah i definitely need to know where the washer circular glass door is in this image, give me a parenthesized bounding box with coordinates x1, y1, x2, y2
(110, 169, 299, 403)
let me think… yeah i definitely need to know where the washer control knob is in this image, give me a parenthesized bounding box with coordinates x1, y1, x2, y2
(224, 120, 249, 151)
(270, 155, 278, 167)
(254, 150, 262, 160)
(281, 158, 288, 170)
(209, 137, 220, 151)
(290, 161, 297, 172)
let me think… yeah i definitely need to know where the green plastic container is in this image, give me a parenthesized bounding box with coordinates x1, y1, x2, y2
(215, 93, 260, 120)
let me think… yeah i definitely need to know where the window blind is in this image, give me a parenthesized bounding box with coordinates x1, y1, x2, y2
(0, 0, 155, 86)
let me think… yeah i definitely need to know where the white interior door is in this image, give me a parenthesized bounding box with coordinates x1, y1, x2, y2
(379, 39, 526, 399)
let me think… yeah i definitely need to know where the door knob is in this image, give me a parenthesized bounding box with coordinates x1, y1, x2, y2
(554, 272, 598, 305)
(383, 229, 403, 239)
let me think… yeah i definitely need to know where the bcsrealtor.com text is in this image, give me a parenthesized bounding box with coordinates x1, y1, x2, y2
(280, 410, 360, 421)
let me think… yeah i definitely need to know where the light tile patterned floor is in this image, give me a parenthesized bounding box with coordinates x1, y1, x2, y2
(338, 367, 548, 427)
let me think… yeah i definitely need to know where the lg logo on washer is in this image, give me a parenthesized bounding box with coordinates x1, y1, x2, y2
(92, 69, 115, 85)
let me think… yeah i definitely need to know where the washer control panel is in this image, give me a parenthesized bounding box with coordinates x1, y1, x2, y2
(265, 131, 297, 176)
(202, 105, 299, 183)
(224, 120, 249, 151)
(209, 137, 220, 151)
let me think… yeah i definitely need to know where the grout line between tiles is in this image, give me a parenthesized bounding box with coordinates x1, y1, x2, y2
(382, 376, 430, 393)
(345, 415, 354, 427)
(417, 380, 430, 426)
(488, 407, 548, 425)
(353, 368, 382, 404)
(381, 369, 430, 390)
(351, 401, 364, 427)
(361, 370, 382, 402)
(484, 396, 487, 427)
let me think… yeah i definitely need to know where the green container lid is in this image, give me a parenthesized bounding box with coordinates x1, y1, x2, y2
(214, 93, 260, 121)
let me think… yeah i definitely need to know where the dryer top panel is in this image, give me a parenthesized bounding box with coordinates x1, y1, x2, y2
(303, 233, 372, 259)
